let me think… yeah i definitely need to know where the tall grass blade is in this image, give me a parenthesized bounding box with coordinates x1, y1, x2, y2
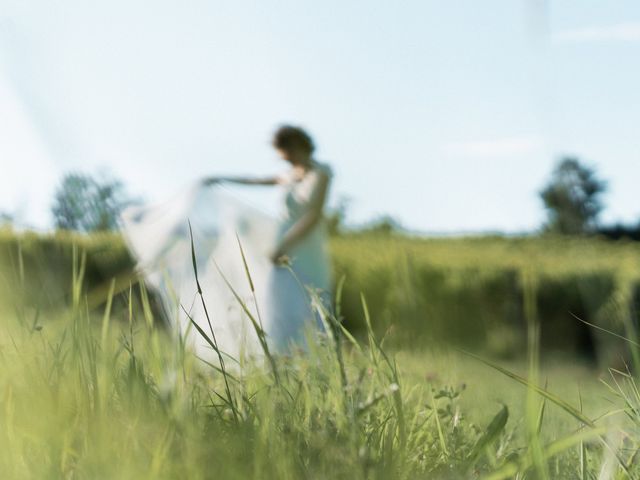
(232, 233, 280, 384)
(578, 388, 587, 480)
(101, 278, 116, 348)
(212, 260, 280, 385)
(484, 427, 608, 480)
(187, 221, 238, 423)
(430, 389, 449, 458)
(467, 404, 508, 467)
(462, 351, 595, 427)
(570, 312, 640, 348)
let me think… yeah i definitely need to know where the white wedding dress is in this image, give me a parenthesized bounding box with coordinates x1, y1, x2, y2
(120, 162, 333, 363)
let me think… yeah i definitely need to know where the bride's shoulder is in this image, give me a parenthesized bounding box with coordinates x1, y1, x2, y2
(312, 161, 334, 179)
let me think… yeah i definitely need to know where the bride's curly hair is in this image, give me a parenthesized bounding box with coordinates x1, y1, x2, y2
(272, 125, 315, 154)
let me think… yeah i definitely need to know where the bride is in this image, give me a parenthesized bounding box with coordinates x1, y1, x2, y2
(121, 125, 334, 361)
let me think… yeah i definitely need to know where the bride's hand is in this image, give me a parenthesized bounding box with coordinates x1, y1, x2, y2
(270, 248, 290, 266)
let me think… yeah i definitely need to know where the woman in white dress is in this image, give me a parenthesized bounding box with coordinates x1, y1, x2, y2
(122, 125, 333, 361)
(203, 125, 334, 352)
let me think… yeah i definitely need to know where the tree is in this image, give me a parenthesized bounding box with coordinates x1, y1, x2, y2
(52, 172, 134, 232)
(360, 214, 404, 235)
(0, 211, 13, 228)
(540, 157, 607, 235)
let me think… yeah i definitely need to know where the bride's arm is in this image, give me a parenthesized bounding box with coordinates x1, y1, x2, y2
(271, 171, 330, 262)
(203, 176, 281, 186)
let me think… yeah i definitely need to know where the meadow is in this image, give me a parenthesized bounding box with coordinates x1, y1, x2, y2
(1, 229, 640, 478)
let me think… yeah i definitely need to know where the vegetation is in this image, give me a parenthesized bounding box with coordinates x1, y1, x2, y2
(540, 157, 608, 235)
(51, 172, 135, 232)
(3, 232, 640, 478)
(332, 234, 640, 360)
(3, 229, 640, 361)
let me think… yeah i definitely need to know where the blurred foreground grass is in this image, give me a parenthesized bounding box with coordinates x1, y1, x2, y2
(0, 309, 622, 479)
(1, 230, 640, 477)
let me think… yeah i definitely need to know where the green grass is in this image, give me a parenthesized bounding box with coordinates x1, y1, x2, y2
(2, 230, 640, 478)
(1, 292, 627, 479)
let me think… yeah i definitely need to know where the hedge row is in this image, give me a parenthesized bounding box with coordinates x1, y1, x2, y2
(2, 229, 640, 359)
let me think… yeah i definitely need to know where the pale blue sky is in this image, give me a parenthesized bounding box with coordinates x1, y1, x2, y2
(1, 0, 639, 232)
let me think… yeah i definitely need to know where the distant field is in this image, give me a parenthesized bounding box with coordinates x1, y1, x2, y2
(2, 229, 640, 358)
(332, 234, 640, 361)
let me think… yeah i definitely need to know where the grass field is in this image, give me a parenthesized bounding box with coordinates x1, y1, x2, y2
(1, 230, 640, 478)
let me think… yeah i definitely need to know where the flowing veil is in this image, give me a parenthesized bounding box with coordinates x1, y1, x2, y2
(120, 183, 279, 362)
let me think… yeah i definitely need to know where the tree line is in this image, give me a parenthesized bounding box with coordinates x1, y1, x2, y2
(0, 156, 635, 238)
